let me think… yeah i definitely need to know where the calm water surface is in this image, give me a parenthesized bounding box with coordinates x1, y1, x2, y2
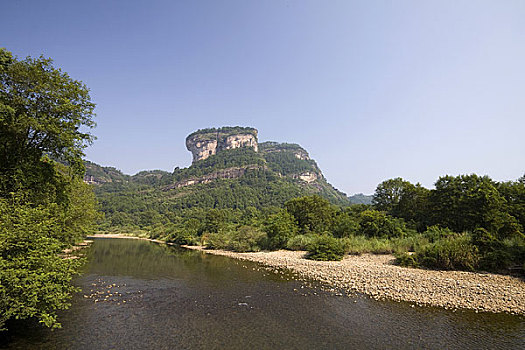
(3, 238, 524, 349)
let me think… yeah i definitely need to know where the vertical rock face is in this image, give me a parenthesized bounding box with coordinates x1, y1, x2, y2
(224, 134, 258, 152)
(186, 127, 258, 163)
(185, 137, 218, 162)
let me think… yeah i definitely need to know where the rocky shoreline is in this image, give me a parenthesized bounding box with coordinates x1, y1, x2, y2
(87, 235, 525, 315)
(184, 246, 525, 315)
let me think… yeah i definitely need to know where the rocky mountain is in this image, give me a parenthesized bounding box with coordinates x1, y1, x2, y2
(86, 126, 352, 227)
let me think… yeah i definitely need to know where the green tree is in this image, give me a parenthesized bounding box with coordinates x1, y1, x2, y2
(373, 177, 411, 213)
(373, 177, 430, 229)
(429, 174, 521, 238)
(264, 210, 298, 249)
(0, 48, 98, 330)
(498, 178, 525, 233)
(285, 195, 335, 234)
(0, 48, 95, 201)
(307, 235, 346, 261)
(203, 209, 228, 233)
(358, 209, 409, 238)
(331, 210, 360, 238)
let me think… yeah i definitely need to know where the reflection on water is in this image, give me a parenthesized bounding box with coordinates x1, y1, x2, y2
(3, 238, 524, 349)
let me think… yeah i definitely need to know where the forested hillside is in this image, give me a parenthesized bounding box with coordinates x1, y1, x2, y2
(87, 134, 350, 231)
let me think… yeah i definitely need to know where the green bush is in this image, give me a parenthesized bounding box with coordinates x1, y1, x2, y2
(368, 238, 395, 254)
(331, 212, 360, 238)
(415, 233, 479, 271)
(306, 235, 346, 261)
(471, 228, 508, 271)
(285, 195, 336, 234)
(339, 236, 370, 255)
(395, 252, 419, 268)
(205, 232, 229, 250)
(229, 225, 267, 252)
(505, 236, 525, 268)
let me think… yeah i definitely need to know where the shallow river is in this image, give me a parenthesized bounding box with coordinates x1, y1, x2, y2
(3, 238, 525, 349)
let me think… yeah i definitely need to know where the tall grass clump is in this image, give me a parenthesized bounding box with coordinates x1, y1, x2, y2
(414, 233, 479, 271)
(286, 234, 317, 251)
(340, 236, 403, 255)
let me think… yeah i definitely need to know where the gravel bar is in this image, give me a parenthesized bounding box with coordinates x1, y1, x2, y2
(184, 246, 525, 315)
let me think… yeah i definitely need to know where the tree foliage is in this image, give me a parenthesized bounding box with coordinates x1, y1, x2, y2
(285, 195, 335, 234)
(0, 199, 83, 329)
(430, 174, 521, 238)
(0, 48, 98, 330)
(264, 210, 298, 249)
(0, 48, 95, 199)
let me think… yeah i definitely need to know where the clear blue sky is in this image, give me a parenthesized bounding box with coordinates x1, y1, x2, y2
(2, 0, 524, 194)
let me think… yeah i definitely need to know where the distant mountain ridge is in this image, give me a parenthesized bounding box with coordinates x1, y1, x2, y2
(348, 193, 373, 205)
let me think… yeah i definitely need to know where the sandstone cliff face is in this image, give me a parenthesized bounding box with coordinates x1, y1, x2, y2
(186, 128, 258, 163)
(224, 134, 258, 152)
(185, 137, 218, 163)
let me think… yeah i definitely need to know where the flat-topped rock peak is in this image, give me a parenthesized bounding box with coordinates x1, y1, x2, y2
(186, 126, 258, 163)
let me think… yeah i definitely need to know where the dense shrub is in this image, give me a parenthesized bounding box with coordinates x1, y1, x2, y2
(415, 234, 479, 271)
(165, 229, 197, 245)
(229, 226, 267, 252)
(471, 228, 508, 271)
(340, 236, 391, 255)
(207, 226, 266, 252)
(390, 235, 429, 254)
(367, 238, 395, 254)
(339, 236, 370, 255)
(306, 235, 346, 261)
(285, 195, 335, 234)
(505, 236, 525, 269)
(395, 252, 419, 268)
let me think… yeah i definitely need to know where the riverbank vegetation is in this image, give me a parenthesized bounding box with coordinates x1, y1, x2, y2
(0, 49, 99, 330)
(101, 173, 524, 274)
